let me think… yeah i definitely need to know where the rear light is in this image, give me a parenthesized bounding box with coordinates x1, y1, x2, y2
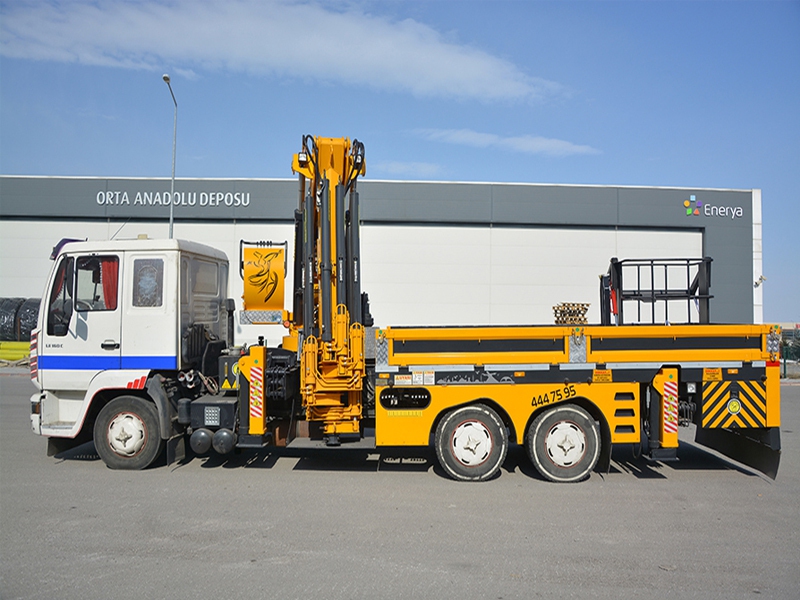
(29, 331, 38, 381)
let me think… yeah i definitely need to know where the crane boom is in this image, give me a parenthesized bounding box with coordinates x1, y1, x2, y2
(288, 136, 368, 444)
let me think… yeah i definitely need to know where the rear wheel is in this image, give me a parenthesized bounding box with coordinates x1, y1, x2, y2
(435, 404, 508, 482)
(526, 404, 600, 483)
(94, 396, 164, 470)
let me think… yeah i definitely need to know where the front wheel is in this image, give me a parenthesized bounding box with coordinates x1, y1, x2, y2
(435, 404, 508, 482)
(94, 396, 164, 470)
(526, 404, 600, 483)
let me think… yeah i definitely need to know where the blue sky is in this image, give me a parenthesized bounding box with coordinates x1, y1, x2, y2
(1, 0, 798, 321)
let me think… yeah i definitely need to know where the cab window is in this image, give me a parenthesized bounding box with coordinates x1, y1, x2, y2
(75, 256, 119, 311)
(133, 258, 164, 307)
(47, 256, 74, 336)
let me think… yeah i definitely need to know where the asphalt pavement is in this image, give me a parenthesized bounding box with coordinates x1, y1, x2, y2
(1, 369, 798, 600)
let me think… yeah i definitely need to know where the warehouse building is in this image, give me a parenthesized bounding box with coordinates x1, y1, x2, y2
(0, 176, 764, 345)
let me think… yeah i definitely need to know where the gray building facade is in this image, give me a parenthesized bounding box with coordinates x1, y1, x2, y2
(0, 176, 762, 325)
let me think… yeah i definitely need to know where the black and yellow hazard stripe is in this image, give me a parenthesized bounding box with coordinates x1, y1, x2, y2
(702, 380, 766, 428)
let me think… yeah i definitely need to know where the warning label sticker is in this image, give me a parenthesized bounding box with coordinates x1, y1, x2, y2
(592, 369, 613, 383)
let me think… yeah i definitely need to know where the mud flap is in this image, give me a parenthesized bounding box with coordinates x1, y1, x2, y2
(694, 426, 781, 479)
(166, 434, 186, 465)
(596, 417, 612, 473)
(146, 375, 185, 465)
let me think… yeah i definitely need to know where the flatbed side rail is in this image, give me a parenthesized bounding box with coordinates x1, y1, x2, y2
(381, 324, 779, 368)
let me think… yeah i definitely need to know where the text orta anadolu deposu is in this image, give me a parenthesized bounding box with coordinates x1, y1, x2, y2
(96, 190, 251, 208)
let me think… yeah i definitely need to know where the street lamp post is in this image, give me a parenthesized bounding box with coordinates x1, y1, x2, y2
(162, 74, 177, 239)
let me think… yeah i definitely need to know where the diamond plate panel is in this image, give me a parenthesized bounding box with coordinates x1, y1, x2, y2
(239, 310, 282, 325)
(569, 334, 586, 363)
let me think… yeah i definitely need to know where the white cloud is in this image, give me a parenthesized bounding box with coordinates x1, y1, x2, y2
(417, 128, 600, 157)
(0, 0, 559, 102)
(371, 161, 442, 178)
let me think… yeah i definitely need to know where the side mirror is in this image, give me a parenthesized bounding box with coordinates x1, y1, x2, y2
(48, 302, 72, 336)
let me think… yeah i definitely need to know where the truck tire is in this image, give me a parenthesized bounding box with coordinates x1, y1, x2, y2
(17, 298, 40, 342)
(0, 298, 25, 341)
(93, 396, 164, 470)
(526, 404, 600, 483)
(435, 404, 508, 482)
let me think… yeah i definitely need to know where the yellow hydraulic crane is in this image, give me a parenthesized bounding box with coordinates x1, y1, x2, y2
(286, 136, 368, 443)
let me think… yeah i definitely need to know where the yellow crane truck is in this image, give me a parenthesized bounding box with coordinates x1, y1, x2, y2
(30, 136, 782, 482)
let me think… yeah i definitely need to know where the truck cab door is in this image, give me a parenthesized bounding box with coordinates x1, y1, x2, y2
(39, 253, 122, 391)
(119, 252, 178, 370)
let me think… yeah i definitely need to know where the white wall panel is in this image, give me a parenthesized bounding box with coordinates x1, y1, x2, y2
(361, 226, 492, 325)
(362, 225, 702, 326)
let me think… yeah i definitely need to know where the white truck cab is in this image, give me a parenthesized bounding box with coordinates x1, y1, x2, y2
(30, 237, 231, 468)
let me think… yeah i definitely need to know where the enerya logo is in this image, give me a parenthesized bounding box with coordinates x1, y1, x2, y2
(683, 195, 743, 219)
(684, 195, 702, 216)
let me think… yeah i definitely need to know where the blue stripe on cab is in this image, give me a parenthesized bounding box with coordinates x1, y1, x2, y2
(122, 356, 177, 369)
(38, 355, 177, 370)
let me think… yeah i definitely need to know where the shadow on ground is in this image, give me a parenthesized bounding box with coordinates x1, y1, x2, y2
(51, 436, 761, 482)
